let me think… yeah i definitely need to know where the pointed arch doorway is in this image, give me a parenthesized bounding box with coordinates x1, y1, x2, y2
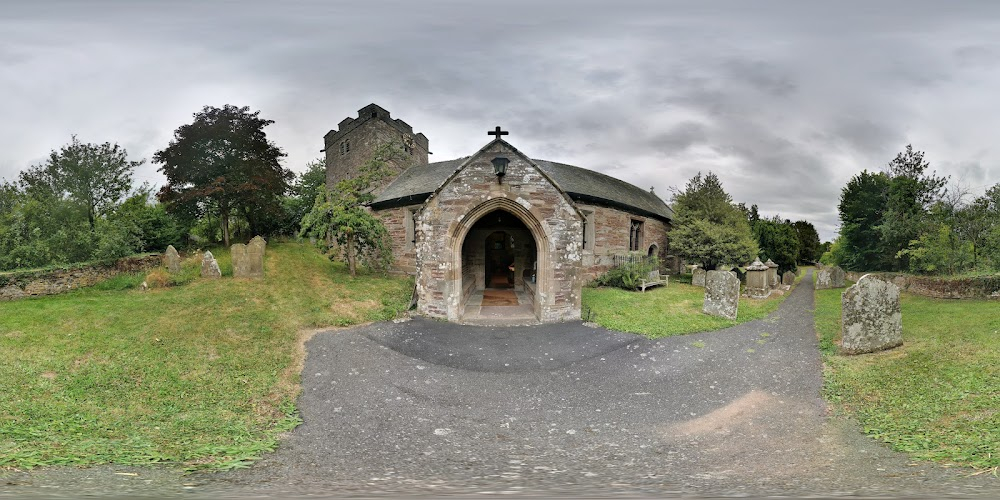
(457, 207, 541, 323)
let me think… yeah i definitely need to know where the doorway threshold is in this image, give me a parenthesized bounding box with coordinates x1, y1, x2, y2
(461, 290, 539, 326)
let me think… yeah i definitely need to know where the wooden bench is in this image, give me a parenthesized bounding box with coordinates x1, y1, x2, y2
(639, 270, 669, 292)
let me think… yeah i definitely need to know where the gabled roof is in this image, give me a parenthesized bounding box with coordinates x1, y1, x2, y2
(370, 156, 674, 222)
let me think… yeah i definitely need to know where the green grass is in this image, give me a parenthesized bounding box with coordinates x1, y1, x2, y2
(0, 242, 412, 470)
(815, 286, 1000, 470)
(581, 276, 794, 339)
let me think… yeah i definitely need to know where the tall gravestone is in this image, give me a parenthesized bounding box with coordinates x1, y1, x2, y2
(782, 270, 796, 286)
(163, 245, 181, 274)
(692, 268, 707, 288)
(247, 236, 266, 277)
(703, 270, 740, 320)
(816, 268, 833, 289)
(201, 250, 222, 279)
(745, 258, 770, 299)
(764, 259, 779, 288)
(830, 266, 846, 288)
(841, 275, 902, 354)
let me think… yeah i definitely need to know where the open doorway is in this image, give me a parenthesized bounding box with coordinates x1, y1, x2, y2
(459, 209, 539, 322)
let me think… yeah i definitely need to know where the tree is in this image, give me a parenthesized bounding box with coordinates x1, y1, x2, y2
(792, 220, 821, 263)
(878, 145, 948, 270)
(754, 217, 800, 274)
(280, 157, 327, 235)
(669, 172, 758, 270)
(838, 170, 890, 271)
(17, 136, 142, 230)
(299, 144, 401, 276)
(154, 105, 291, 247)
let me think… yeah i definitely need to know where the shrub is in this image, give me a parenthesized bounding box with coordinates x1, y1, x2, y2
(594, 256, 660, 291)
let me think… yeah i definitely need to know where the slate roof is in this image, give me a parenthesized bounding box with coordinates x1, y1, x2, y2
(370, 158, 674, 222)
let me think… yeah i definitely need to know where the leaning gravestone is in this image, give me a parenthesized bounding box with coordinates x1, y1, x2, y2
(841, 274, 902, 354)
(692, 268, 707, 288)
(816, 268, 832, 289)
(830, 266, 846, 288)
(703, 270, 740, 320)
(201, 250, 222, 279)
(782, 270, 796, 286)
(163, 245, 181, 273)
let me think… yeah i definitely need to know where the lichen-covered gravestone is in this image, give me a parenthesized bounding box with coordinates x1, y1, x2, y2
(815, 268, 832, 289)
(692, 268, 707, 287)
(247, 235, 266, 277)
(163, 245, 181, 274)
(703, 270, 740, 320)
(764, 259, 779, 288)
(745, 258, 770, 299)
(830, 266, 846, 288)
(201, 250, 222, 279)
(841, 274, 902, 354)
(782, 270, 796, 286)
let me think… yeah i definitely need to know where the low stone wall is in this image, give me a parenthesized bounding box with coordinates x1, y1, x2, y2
(844, 271, 1000, 300)
(0, 254, 162, 301)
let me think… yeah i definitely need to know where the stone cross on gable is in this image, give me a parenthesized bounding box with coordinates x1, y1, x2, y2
(488, 126, 509, 139)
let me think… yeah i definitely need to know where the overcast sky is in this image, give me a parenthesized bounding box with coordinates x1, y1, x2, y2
(3, 1, 999, 241)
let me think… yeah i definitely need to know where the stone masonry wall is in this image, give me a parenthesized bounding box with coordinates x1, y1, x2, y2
(844, 271, 1000, 300)
(0, 255, 161, 301)
(376, 205, 419, 275)
(325, 105, 429, 191)
(415, 141, 583, 323)
(580, 203, 670, 281)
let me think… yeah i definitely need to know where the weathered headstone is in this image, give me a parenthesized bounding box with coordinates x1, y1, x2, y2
(830, 266, 846, 288)
(232, 236, 266, 278)
(782, 270, 796, 286)
(816, 268, 832, 289)
(703, 270, 740, 320)
(764, 259, 779, 288)
(692, 268, 707, 287)
(745, 258, 770, 299)
(841, 274, 902, 354)
(163, 245, 181, 274)
(201, 250, 221, 279)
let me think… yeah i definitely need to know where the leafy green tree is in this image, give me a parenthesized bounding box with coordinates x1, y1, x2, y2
(280, 157, 327, 235)
(754, 217, 799, 274)
(154, 105, 291, 246)
(670, 172, 758, 270)
(878, 145, 948, 270)
(838, 170, 890, 271)
(792, 220, 821, 263)
(300, 144, 400, 276)
(18, 136, 142, 230)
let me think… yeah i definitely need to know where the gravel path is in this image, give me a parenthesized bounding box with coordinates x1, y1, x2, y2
(4, 270, 998, 498)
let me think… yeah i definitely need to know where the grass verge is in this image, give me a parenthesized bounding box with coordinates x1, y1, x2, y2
(815, 285, 1000, 470)
(0, 241, 412, 470)
(582, 269, 800, 339)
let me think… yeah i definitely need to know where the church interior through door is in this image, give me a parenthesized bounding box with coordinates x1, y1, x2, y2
(459, 209, 538, 322)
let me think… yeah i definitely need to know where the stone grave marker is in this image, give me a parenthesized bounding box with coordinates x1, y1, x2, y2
(841, 274, 902, 354)
(703, 270, 740, 320)
(745, 258, 770, 299)
(201, 250, 222, 279)
(163, 245, 181, 273)
(247, 235, 266, 277)
(782, 270, 796, 286)
(692, 268, 707, 288)
(816, 268, 832, 289)
(764, 259, 779, 288)
(830, 266, 846, 288)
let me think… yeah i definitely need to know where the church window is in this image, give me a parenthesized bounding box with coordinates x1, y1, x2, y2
(345, 139, 350, 153)
(629, 219, 644, 252)
(581, 210, 595, 251)
(405, 208, 418, 249)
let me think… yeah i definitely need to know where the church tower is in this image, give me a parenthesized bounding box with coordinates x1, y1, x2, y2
(323, 104, 430, 191)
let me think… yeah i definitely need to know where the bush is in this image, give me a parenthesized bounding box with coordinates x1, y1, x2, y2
(594, 256, 660, 291)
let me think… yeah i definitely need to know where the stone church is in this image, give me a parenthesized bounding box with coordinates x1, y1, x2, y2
(325, 104, 673, 324)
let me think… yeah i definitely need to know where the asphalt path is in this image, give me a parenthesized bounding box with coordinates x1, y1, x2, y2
(4, 270, 998, 498)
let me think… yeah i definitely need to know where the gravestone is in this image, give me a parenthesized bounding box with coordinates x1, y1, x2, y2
(830, 266, 846, 288)
(841, 274, 902, 354)
(764, 259, 779, 288)
(692, 268, 707, 288)
(201, 250, 222, 279)
(782, 270, 796, 286)
(745, 258, 770, 299)
(163, 245, 181, 273)
(816, 268, 832, 289)
(232, 236, 266, 278)
(703, 270, 740, 320)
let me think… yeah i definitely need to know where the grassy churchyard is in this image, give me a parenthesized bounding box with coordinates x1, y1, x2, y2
(0, 242, 412, 470)
(815, 280, 1000, 471)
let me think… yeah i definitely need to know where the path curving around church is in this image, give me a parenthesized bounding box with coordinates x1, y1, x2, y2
(4, 270, 998, 498)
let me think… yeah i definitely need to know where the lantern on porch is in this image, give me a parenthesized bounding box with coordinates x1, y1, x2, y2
(491, 156, 509, 183)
